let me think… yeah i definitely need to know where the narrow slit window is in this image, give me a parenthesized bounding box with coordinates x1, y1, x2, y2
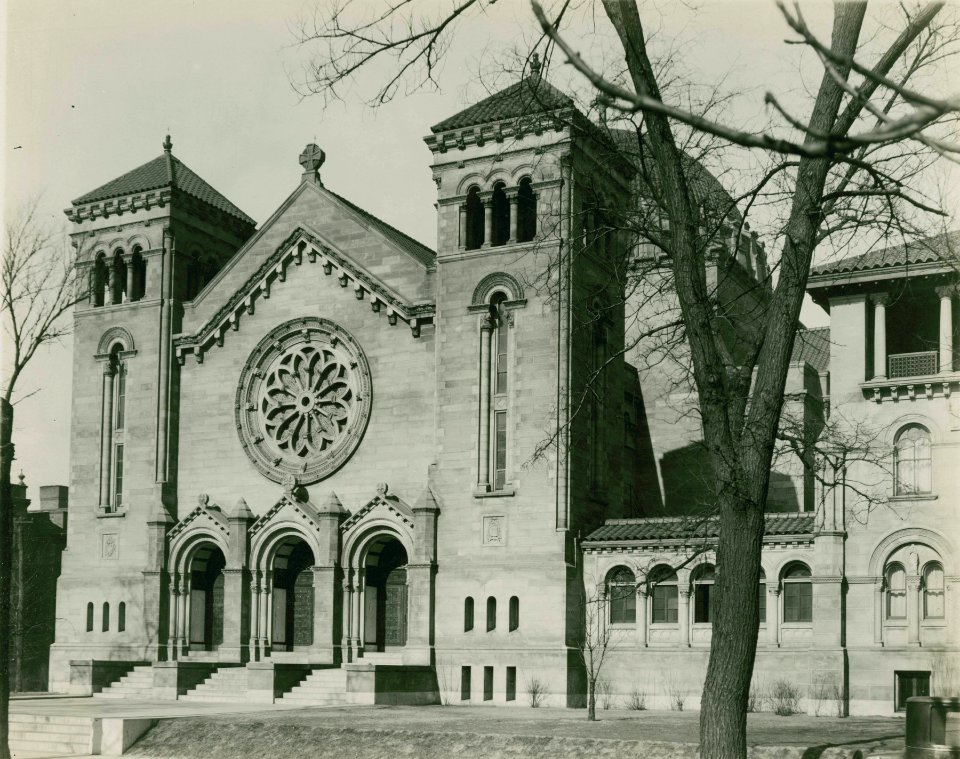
(102, 602, 110, 632)
(493, 411, 507, 491)
(86, 602, 94, 632)
(114, 361, 125, 431)
(464, 597, 475, 632)
(118, 602, 126, 632)
(509, 596, 519, 631)
(506, 667, 517, 701)
(113, 443, 124, 508)
(483, 666, 494, 701)
(460, 666, 471, 701)
(486, 596, 497, 632)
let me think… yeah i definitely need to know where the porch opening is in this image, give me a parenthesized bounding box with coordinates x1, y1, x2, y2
(271, 538, 315, 651)
(363, 536, 408, 650)
(189, 544, 226, 650)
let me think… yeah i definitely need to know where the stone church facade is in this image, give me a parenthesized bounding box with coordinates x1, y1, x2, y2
(50, 69, 957, 714)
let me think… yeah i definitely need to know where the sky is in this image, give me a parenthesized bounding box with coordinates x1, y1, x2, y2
(3, 0, 957, 499)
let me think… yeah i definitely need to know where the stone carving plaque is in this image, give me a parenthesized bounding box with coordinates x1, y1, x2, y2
(482, 515, 506, 546)
(101, 533, 119, 560)
(236, 317, 372, 484)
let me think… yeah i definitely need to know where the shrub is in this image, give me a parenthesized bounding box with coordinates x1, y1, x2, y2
(626, 685, 647, 711)
(527, 676, 548, 708)
(831, 680, 846, 718)
(747, 679, 766, 713)
(809, 674, 831, 716)
(595, 678, 613, 710)
(770, 679, 801, 716)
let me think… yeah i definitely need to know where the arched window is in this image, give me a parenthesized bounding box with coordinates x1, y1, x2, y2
(650, 566, 678, 624)
(885, 563, 907, 619)
(516, 177, 536, 243)
(693, 564, 716, 624)
(118, 602, 126, 632)
(509, 596, 520, 631)
(490, 293, 509, 491)
(86, 602, 94, 632)
(131, 245, 146, 301)
(922, 562, 944, 619)
(782, 563, 812, 623)
(758, 569, 767, 624)
(111, 251, 127, 304)
(464, 597, 475, 632)
(102, 602, 110, 632)
(486, 596, 497, 632)
(491, 182, 509, 246)
(91, 254, 108, 307)
(894, 425, 932, 495)
(606, 567, 636, 624)
(110, 346, 126, 509)
(465, 186, 484, 250)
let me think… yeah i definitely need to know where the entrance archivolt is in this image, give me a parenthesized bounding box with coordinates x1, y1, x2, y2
(363, 536, 408, 650)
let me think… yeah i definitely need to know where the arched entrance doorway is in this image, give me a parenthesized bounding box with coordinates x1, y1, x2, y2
(188, 545, 226, 651)
(363, 537, 408, 651)
(271, 539, 315, 651)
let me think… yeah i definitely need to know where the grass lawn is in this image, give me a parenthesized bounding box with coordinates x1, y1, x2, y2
(128, 705, 905, 759)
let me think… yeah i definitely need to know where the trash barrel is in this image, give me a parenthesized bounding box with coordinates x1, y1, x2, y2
(904, 696, 960, 758)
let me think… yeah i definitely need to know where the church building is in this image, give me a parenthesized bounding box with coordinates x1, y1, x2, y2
(49, 64, 958, 715)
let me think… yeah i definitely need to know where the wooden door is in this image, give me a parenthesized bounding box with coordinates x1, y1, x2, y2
(272, 587, 287, 650)
(189, 589, 206, 645)
(383, 568, 407, 647)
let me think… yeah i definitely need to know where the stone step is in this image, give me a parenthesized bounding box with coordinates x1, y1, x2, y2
(95, 689, 156, 699)
(178, 693, 250, 703)
(8, 737, 91, 756)
(9, 714, 92, 728)
(8, 715, 93, 757)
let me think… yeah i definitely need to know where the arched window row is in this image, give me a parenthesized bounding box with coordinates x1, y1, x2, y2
(463, 595, 520, 632)
(462, 178, 537, 251)
(85, 600, 127, 633)
(89, 246, 147, 307)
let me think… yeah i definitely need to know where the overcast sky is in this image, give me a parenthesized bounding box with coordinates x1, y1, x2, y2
(4, 0, 957, 499)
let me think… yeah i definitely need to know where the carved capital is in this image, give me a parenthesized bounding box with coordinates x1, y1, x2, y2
(871, 292, 890, 308)
(935, 284, 958, 300)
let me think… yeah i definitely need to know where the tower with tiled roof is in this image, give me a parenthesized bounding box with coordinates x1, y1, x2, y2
(59, 136, 255, 661)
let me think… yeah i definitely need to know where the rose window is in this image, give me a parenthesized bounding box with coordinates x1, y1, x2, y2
(236, 318, 372, 484)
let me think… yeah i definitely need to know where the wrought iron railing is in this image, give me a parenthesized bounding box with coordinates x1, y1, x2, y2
(888, 351, 938, 379)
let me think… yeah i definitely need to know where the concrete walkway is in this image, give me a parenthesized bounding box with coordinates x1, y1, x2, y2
(10, 695, 340, 719)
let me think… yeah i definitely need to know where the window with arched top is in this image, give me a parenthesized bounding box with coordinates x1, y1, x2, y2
(923, 562, 944, 619)
(490, 293, 510, 491)
(516, 177, 536, 243)
(894, 424, 932, 495)
(486, 596, 497, 632)
(650, 566, 678, 624)
(111, 251, 127, 304)
(91, 254, 108, 307)
(782, 563, 812, 623)
(102, 602, 110, 632)
(109, 346, 126, 509)
(693, 564, 716, 624)
(885, 563, 907, 619)
(131, 245, 146, 301)
(606, 566, 636, 624)
(464, 596, 475, 632)
(86, 602, 94, 632)
(509, 596, 519, 631)
(491, 182, 509, 246)
(465, 186, 484, 250)
(118, 601, 126, 632)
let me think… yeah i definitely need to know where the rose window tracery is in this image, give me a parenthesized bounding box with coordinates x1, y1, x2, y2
(236, 318, 372, 484)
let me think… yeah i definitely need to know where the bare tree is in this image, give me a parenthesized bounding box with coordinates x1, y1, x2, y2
(577, 582, 616, 721)
(292, 2, 959, 756)
(1, 199, 81, 759)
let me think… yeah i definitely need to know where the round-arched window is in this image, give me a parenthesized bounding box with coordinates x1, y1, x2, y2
(782, 563, 812, 623)
(894, 424, 932, 495)
(606, 566, 636, 624)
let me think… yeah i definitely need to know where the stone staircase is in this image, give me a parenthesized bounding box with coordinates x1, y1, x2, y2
(178, 666, 250, 703)
(8, 713, 96, 757)
(281, 667, 370, 706)
(93, 664, 155, 699)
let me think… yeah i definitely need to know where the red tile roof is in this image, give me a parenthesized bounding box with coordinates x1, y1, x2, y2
(791, 327, 830, 372)
(73, 152, 255, 225)
(810, 230, 959, 277)
(431, 75, 572, 132)
(584, 513, 815, 543)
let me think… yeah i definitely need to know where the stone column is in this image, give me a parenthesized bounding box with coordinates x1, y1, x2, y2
(168, 580, 180, 658)
(341, 575, 353, 662)
(177, 576, 189, 656)
(936, 285, 955, 374)
(458, 205, 467, 250)
(351, 573, 363, 656)
(311, 566, 338, 664)
(482, 195, 493, 248)
(249, 575, 261, 660)
(477, 318, 493, 491)
(107, 261, 119, 305)
(874, 581, 884, 646)
(636, 589, 647, 647)
(872, 293, 889, 380)
(507, 191, 519, 244)
(98, 362, 116, 510)
(182, 575, 192, 655)
(679, 589, 691, 647)
(124, 254, 135, 302)
(221, 569, 247, 663)
(144, 505, 172, 661)
(261, 575, 272, 656)
(907, 576, 921, 645)
(767, 587, 780, 647)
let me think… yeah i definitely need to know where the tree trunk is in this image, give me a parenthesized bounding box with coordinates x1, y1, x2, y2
(1, 398, 15, 759)
(587, 678, 596, 721)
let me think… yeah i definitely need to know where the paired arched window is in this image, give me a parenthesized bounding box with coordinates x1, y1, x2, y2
(509, 596, 519, 631)
(464, 597, 475, 632)
(517, 177, 536, 243)
(491, 182, 509, 246)
(693, 564, 716, 624)
(894, 424, 932, 495)
(923, 562, 944, 619)
(486, 596, 497, 631)
(606, 566, 636, 624)
(465, 187, 484, 250)
(885, 563, 907, 619)
(782, 563, 812, 623)
(650, 566, 678, 624)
